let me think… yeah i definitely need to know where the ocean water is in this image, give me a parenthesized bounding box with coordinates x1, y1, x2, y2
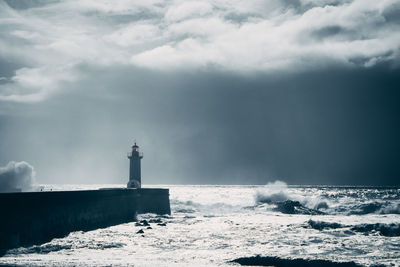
(1, 183, 400, 266)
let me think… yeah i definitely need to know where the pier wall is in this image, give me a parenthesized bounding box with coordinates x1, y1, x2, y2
(137, 188, 171, 214)
(0, 188, 170, 253)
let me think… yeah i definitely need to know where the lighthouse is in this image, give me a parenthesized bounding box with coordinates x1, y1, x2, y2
(127, 142, 143, 189)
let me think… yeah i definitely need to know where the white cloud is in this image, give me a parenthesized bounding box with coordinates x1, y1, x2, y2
(0, 65, 77, 102)
(132, 38, 225, 69)
(165, 1, 213, 22)
(168, 17, 236, 38)
(0, 0, 399, 101)
(105, 23, 162, 47)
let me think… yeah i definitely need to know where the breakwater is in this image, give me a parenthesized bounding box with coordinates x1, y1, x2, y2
(0, 188, 170, 254)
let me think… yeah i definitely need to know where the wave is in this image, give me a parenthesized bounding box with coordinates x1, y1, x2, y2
(170, 199, 240, 215)
(374, 202, 400, 214)
(307, 220, 345, 230)
(255, 181, 328, 215)
(351, 223, 400, 237)
(230, 255, 361, 266)
(272, 200, 325, 215)
(7, 244, 73, 254)
(307, 220, 400, 237)
(169, 182, 399, 217)
(255, 181, 400, 216)
(349, 202, 400, 215)
(349, 202, 384, 215)
(6, 241, 124, 255)
(255, 181, 293, 204)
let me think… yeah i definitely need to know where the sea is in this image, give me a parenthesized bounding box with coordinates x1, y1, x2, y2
(1, 182, 399, 266)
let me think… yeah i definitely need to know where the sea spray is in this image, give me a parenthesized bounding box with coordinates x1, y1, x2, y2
(254, 180, 292, 204)
(0, 161, 36, 192)
(254, 181, 330, 214)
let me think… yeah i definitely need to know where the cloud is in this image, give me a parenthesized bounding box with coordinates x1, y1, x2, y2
(165, 1, 213, 22)
(0, 0, 399, 101)
(0, 161, 36, 192)
(105, 23, 162, 47)
(0, 65, 77, 102)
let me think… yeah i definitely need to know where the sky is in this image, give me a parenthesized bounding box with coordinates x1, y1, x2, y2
(0, 0, 399, 185)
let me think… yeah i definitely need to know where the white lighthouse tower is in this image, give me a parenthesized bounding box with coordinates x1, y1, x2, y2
(127, 142, 143, 189)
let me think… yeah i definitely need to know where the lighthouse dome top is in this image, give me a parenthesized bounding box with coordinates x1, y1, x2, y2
(132, 142, 139, 148)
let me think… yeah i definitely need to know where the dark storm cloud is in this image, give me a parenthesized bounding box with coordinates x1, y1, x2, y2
(3, 0, 58, 10)
(0, 58, 21, 82)
(1, 63, 399, 185)
(310, 25, 348, 40)
(0, 0, 400, 185)
(280, 0, 353, 13)
(146, 65, 400, 185)
(382, 2, 400, 24)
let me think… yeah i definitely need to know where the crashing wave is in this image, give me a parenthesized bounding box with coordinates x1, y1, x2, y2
(307, 220, 345, 230)
(255, 181, 400, 216)
(255, 181, 292, 204)
(170, 199, 240, 215)
(348, 202, 384, 215)
(7, 244, 73, 254)
(255, 182, 327, 215)
(307, 220, 400, 237)
(6, 240, 124, 255)
(0, 161, 37, 192)
(351, 223, 400, 237)
(379, 203, 400, 214)
(349, 202, 400, 215)
(273, 200, 325, 215)
(255, 190, 291, 204)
